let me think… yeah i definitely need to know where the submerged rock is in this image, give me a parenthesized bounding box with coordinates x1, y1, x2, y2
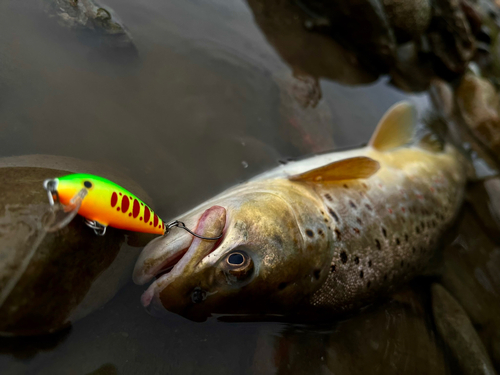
(42, 0, 136, 54)
(0, 155, 153, 336)
(266, 287, 448, 375)
(431, 283, 496, 375)
(440, 207, 500, 371)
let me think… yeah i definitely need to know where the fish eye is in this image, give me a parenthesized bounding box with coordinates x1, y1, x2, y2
(223, 251, 254, 280)
(227, 252, 245, 266)
(83, 180, 93, 189)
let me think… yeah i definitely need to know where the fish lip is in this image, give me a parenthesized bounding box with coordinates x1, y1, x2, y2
(139, 231, 225, 308)
(137, 206, 227, 309)
(132, 232, 193, 285)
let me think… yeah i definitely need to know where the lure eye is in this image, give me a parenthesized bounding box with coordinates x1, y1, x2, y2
(223, 251, 254, 280)
(83, 180, 93, 189)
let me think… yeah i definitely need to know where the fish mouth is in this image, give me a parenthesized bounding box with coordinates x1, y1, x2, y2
(133, 205, 227, 311)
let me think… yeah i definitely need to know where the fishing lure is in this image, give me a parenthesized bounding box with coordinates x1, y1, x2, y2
(43, 173, 222, 240)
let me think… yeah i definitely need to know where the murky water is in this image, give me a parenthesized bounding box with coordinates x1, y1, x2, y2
(3, 0, 499, 374)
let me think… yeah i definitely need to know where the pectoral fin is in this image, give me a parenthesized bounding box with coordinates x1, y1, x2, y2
(369, 101, 417, 151)
(289, 156, 380, 183)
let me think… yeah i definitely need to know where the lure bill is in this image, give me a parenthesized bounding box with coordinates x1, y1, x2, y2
(43, 174, 165, 235)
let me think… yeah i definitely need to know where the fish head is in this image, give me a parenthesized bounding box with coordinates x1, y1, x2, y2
(134, 190, 330, 321)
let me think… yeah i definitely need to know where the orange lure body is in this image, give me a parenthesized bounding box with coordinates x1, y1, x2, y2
(53, 174, 165, 235)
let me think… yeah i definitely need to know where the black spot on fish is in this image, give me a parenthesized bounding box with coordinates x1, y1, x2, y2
(367, 281, 371, 288)
(331, 264, 336, 272)
(314, 269, 321, 280)
(382, 227, 387, 237)
(317, 229, 324, 237)
(396, 238, 400, 245)
(354, 256, 359, 264)
(306, 229, 314, 237)
(273, 235, 283, 246)
(359, 270, 364, 278)
(335, 229, 341, 240)
(421, 222, 425, 230)
(353, 227, 360, 234)
(343, 184, 349, 189)
(362, 183, 368, 189)
(416, 226, 420, 234)
(368, 260, 372, 267)
(375, 239, 381, 250)
(325, 194, 333, 201)
(412, 247, 416, 253)
(349, 201, 356, 209)
(340, 251, 348, 263)
(278, 282, 288, 290)
(400, 260, 404, 267)
(356, 218, 363, 225)
(405, 234, 409, 242)
(328, 208, 339, 222)
(365, 204, 372, 210)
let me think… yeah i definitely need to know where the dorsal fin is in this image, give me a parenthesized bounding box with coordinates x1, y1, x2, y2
(289, 156, 380, 183)
(369, 101, 417, 151)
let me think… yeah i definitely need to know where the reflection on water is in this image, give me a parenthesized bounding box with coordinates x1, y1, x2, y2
(1, 0, 499, 374)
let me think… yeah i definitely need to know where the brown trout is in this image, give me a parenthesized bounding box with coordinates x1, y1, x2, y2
(133, 101, 467, 321)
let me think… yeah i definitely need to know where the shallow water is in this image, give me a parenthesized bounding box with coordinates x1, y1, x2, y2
(0, 0, 485, 374)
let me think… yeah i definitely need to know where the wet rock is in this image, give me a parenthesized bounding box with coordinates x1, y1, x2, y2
(427, 0, 476, 73)
(0, 155, 152, 336)
(268, 287, 448, 375)
(390, 42, 434, 92)
(429, 77, 498, 179)
(42, 0, 136, 54)
(245, 0, 377, 85)
(382, 0, 432, 42)
(456, 72, 500, 160)
(293, 0, 397, 71)
(430, 78, 455, 117)
(467, 178, 500, 242)
(441, 207, 500, 371)
(431, 283, 496, 375)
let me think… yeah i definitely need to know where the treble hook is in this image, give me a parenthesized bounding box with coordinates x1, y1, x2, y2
(164, 220, 223, 241)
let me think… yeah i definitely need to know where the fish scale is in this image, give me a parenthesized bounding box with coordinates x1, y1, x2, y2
(307, 149, 465, 311)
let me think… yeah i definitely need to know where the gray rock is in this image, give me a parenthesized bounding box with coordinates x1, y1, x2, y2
(456, 72, 500, 161)
(431, 283, 496, 375)
(427, 0, 476, 73)
(0, 155, 153, 335)
(382, 0, 432, 42)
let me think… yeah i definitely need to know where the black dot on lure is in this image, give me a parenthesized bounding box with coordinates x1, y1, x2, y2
(84, 180, 93, 188)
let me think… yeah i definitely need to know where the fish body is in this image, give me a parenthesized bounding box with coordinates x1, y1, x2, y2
(50, 174, 165, 235)
(133, 102, 467, 320)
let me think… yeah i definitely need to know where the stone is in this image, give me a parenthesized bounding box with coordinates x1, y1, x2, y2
(431, 283, 496, 375)
(0, 155, 152, 335)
